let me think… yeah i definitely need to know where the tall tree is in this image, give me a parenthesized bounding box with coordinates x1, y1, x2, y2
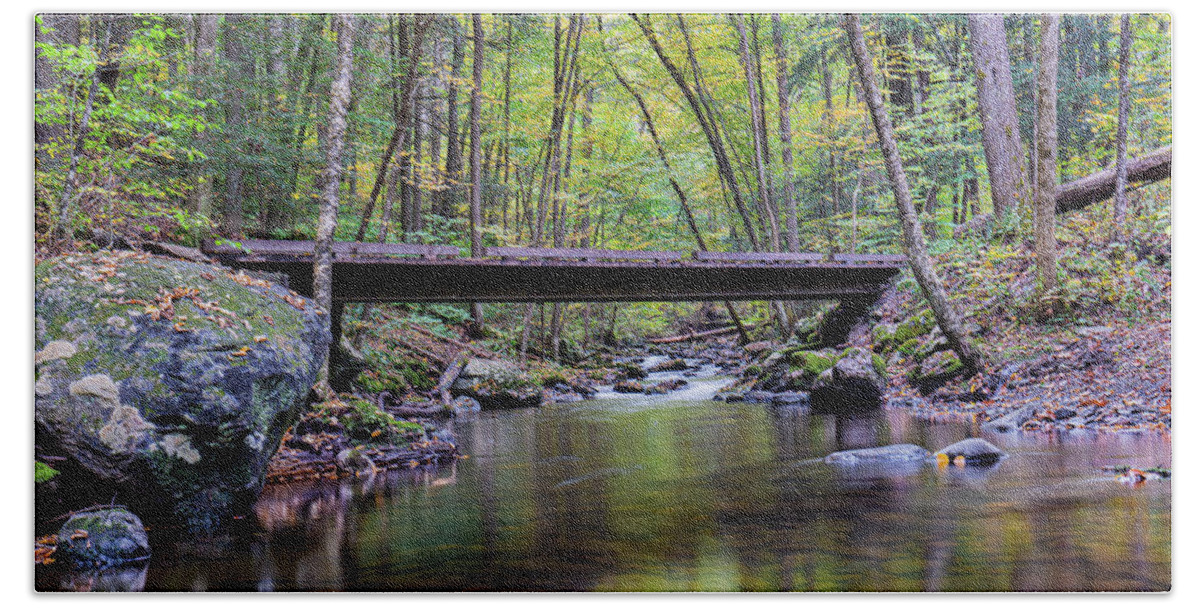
(437, 19, 466, 220)
(220, 14, 252, 237)
(1034, 14, 1060, 296)
(844, 14, 983, 374)
(1112, 13, 1133, 243)
(468, 13, 486, 333)
(313, 14, 355, 386)
(771, 14, 800, 254)
(967, 14, 1029, 223)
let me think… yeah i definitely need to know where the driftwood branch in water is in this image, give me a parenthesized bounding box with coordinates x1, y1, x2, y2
(646, 324, 746, 344)
(435, 350, 468, 406)
(1056, 146, 1171, 214)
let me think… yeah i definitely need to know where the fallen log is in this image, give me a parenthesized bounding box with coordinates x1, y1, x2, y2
(647, 324, 744, 344)
(955, 146, 1172, 238)
(1056, 146, 1171, 214)
(407, 322, 498, 360)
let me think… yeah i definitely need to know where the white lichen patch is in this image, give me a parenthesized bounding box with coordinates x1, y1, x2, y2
(99, 405, 152, 453)
(69, 374, 121, 406)
(35, 340, 77, 365)
(244, 432, 266, 451)
(106, 315, 128, 329)
(35, 377, 54, 396)
(160, 433, 201, 464)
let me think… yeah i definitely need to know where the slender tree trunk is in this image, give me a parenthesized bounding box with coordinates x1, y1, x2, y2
(736, 16, 782, 253)
(1034, 14, 1061, 296)
(354, 15, 429, 242)
(468, 14, 486, 335)
(186, 15, 219, 218)
(967, 14, 1030, 222)
(632, 13, 760, 250)
(221, 15, 252, 237)
(55, 20, 109, 244)
(1112, 13, 1133, 243)
(771, 14, 800, 253)
(438, 20, 466, 220)
(844, 14, 983, 374)
(313, 14, 355, 389)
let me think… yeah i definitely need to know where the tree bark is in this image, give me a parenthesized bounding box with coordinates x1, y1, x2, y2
(221, 15, 252, 237)
(844, 14, 983, 374)
(771, 14, 801, 254)
(1112, 14, 1133, 243)
(354, 15, 429, 242)
(438, 19, 466, 220)
(54, 20, 108, 244)
(468, 14, 486, 334)
(1035, 14, 1060, 296)
(313, 14, 355, 387)
(968, 14, 1030, 222)
(1056, 146, 1170, 214)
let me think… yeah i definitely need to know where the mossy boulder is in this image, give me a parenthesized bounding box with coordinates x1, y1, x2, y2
(809, 346, 886, 414)
(56, 508, 151, 569)
(35, 251, 330, 531)
(450, 358, 545, 408)
(908, 350, 966, 393)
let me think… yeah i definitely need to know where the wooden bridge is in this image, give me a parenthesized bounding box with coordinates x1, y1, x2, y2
(202, 239, 907, 305)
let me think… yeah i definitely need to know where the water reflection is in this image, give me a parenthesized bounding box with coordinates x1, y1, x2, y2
(59, 389, 1168, 592)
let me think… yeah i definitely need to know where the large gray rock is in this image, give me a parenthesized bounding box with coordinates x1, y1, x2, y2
(35, 251, 330, 530)
(823, 443, 931, 465)
(809, 347, 886, 414)
(935, 438, 1007, 465)
(56, 508, 150, 569)
(450, 358, 545, 408)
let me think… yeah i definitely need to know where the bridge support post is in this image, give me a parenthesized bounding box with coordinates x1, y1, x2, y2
(813, 289, 889, 348)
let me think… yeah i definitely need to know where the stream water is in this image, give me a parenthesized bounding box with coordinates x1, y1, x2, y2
(45, 359, 1171, 592)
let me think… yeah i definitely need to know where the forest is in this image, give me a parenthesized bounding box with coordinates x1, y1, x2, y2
(34, 13, 1172, 592)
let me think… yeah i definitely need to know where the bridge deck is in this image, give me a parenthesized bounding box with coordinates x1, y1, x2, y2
(203, 240, 906, 304)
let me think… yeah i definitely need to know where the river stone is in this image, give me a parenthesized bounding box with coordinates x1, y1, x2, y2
(451, 358, 545, 408)
(35, 251, 330, 530)
(934, 438, 1007, 465)
(824, 444, 931, 465)
(982, 404, 1038, 433)
(648, 358, 689, 372)
(809, 347, 886, 414)
(56, 508, 150, 569)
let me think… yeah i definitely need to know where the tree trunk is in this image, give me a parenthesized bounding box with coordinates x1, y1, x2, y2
(468, 14, 486, 335)
(438, 20, 466, 220)
(1112, 14, 1133, 243)
(844, 14, 983, 374)
(313, 14, 355, 388)
(55, 20, 108, 244)
(968, 14, 1030, 222)
(632, 13, 760, 251)
(771, 14, 801, 254)
(736, 16, 782, 253)
(186, 15, 219, 218)
(354, 15, 429, 242)
(221, 15, 252, 238)
(1034, 14, 1060, 296)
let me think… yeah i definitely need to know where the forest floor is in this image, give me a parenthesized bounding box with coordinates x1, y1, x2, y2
(878, 205, 1172, 434)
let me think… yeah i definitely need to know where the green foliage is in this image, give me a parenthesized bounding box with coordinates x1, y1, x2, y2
(335, 396, 426, 444)
(35, 461, 61, 484)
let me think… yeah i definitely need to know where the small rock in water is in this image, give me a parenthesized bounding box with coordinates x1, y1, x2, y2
(56, 508, 151, 570)
(613, 380, 645, 394)
(982, 404, 1037, 433)
(648, 358, 690, 373)
(743, 390, 775, 404)
(823, 444, 930, 465)
(934, 438, 1007, 466)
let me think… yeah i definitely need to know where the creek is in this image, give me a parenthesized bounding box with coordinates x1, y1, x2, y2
(42, 358, 1171, 591)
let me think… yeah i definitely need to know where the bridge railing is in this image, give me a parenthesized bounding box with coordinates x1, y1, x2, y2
(484, 246, 683, 263)
(203, 239, 906, 267)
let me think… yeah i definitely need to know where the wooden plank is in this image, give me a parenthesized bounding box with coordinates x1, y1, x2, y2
(484, 246, 682, 262)
(692, 250, 824, 263)
(831, 253, 908, 264)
